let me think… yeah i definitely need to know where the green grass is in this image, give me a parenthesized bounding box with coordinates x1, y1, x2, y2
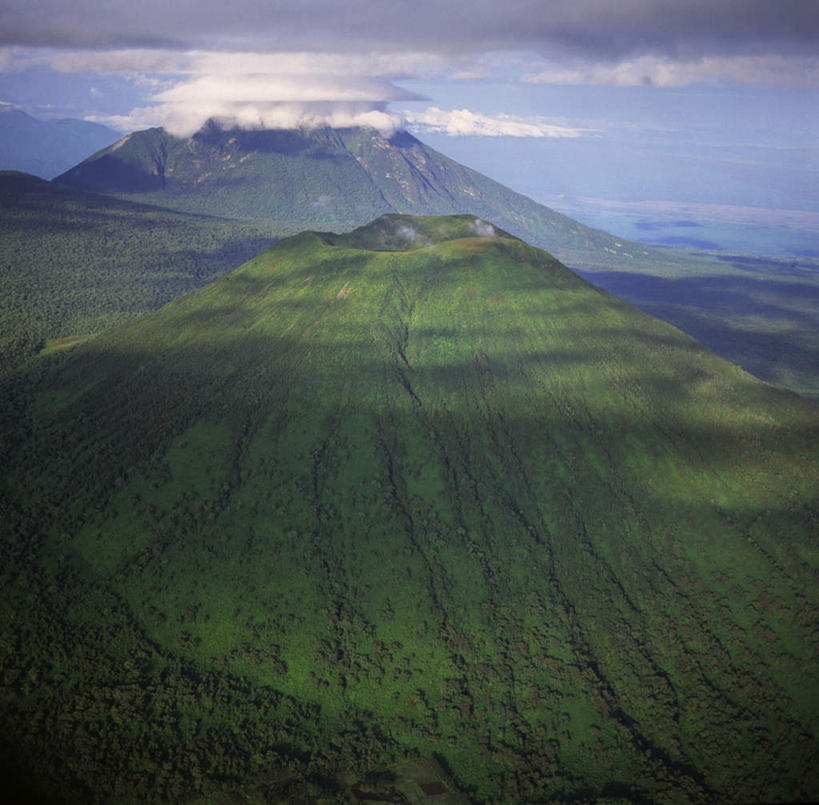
(1, 215, 817, 803)
(50, 124, 819, 399)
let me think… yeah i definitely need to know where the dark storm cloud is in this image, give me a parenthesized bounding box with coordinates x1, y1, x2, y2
(1, 0, 817, 59)
(2, 0, 815, 133)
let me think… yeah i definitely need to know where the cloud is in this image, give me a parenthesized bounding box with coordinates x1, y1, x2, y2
(403, 107, 587, 138)
(92, 100, 587, 140)
(34, 48, 451, 81)
(152, 73, 413, 107)
(1, 0, 817, 63)
(524, 54, 819, 89)
(88, 101, 404, 138)
(45, 49, 422, 135)
(470, 219, 497, 237)
(394, 223, 429, 246)
(37, 47, 585, 138)
(1, 1, 817, 137)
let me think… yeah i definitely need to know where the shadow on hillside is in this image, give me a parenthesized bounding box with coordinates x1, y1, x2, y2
(3, 302, 818, 805)
(715, 254, 819, 277)
(577, 270, 819, 323)
(7, 305, 816, 527)
(577, 269, 819, 389)
(194, 126, 352, 159)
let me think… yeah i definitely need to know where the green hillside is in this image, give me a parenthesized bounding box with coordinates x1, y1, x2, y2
(0, 171, 273, 375)
(54, 125, 819, 399)
(2, 215, 817, 803)
(56, 124, 638, 259)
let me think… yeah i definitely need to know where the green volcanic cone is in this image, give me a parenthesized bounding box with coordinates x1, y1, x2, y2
(2, 215, 817, 803)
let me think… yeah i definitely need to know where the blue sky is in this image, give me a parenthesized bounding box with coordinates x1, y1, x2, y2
(1, 0, 817, 252)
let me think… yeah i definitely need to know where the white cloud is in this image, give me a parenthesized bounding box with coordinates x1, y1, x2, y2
(152, 73, 409, 106)
(84, 106, 164, 132)
(58, 49, 425, 136)
(2, 1, 818, 98)
(5, 47, 453, 83)
(93, 97, 589, 140)
(87, 101, 403, 137)
(470, 219, 497, 237)
(7, 38, 816, 141)
(394, 223, 428, 245)
(524, 54, 819, 89)
(449, 69, 490, 81)
(403, 107, 587, 138)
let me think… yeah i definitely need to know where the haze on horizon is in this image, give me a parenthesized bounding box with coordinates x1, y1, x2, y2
(1, 0, 818, 254)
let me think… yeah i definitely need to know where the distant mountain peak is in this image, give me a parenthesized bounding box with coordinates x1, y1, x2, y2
(0, 108, 120, 178)
(55, 123, 628, 262)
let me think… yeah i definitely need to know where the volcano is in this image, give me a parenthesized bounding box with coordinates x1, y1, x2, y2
(55, 123, 641, 264)
(1, 215, 817, 803)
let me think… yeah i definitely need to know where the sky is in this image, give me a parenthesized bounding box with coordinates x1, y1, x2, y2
(1, 0, 818, 253)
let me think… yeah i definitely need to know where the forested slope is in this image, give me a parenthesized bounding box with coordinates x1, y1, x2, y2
(2, 215, 817, 803)
(0, 172, 273, 375)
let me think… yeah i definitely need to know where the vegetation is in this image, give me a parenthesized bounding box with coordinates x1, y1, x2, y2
(55, 124, 819, 399)
(0, 171, 274, 375)
(55, 124, 644, 256)
(2, 215, 817, 803)
(575, 250, 819, 400)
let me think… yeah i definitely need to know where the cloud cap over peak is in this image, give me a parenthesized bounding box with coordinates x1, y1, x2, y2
(1, 0, 816, 141)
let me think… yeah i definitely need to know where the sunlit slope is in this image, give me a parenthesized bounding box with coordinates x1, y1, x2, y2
(54, 125, 819, 400)
(2, 215, 818, 803)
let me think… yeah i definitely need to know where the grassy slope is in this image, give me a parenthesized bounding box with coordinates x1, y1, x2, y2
(575, 249, 819, 400)
(56, 127, 819, 399)
(0, 172, 274, 375)
(2, 215, 817, 803)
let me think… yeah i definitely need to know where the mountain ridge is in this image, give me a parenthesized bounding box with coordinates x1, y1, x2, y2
(0, 170, 274, 374)
(56, 123, 645, 262)
(0, 106, 120, 179)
